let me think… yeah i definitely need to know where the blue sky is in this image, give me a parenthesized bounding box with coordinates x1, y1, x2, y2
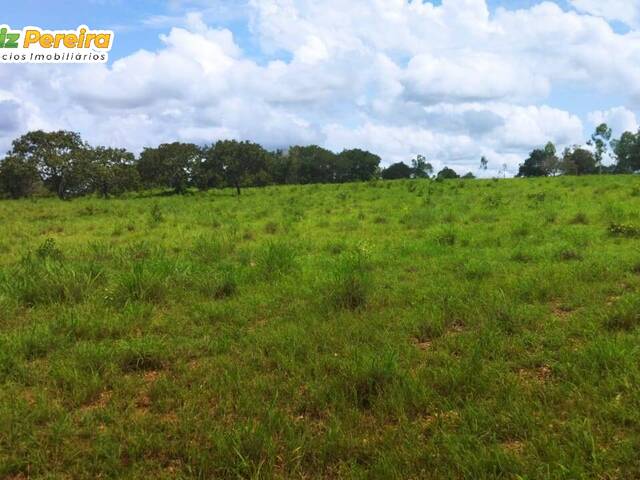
(1, 0, 639, 174)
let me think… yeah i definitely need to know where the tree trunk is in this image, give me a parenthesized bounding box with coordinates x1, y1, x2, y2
(57, 175, 66, 200)
(236, 183, 241, 196)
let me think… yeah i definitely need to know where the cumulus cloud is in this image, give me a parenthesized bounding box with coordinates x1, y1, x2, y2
(588, 107, 639, 137)
(0, 0, 639, 175)
(570, 0, 640, 28)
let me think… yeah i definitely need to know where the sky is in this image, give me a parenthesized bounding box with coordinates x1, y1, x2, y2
(1, 0, 640, 176)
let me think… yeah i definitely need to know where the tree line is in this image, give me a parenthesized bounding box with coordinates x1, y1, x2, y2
(1, 122, 638, 199)
(517, 123, 640, 177)
(0, 131, 470, 199)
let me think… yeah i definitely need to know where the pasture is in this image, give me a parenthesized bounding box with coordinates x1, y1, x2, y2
(1, 176, 640, 479)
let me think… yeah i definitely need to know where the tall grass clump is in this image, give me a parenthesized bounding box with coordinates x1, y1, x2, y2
(148, 203, 164, 225)
(197, 263, 239, 299)
(192, 234, 236, 263)
(108, 259, 173, 306)
(255, 240, 298, 280)
(0, 240, 103, 307)
(327, 245, 372, 310)
(608, 223, 640, 238)
(341, 350, 400, 410)
(605, 294, 640, 331)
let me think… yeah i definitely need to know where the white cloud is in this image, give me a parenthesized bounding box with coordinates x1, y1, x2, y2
(570, 0, 640, 28)
(588, 107, 639, 136)
(1, 0, 640, 176)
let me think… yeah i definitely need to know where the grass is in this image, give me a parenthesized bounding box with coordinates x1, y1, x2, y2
(0, 176, 640, 478)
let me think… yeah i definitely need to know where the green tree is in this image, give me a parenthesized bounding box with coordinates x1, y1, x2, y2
(269, 149, 299, 185)
(588, 123, 612, 173)
(411, 154, 433, 179)
(436, 167, 460, 180)
(137, 142, 202, 194)
(337, 149, 381, 182)
(561, 147, 597, 176)
(89, 147, 140, 197)
(194, 145, 225, 190)
(8, 130, 89, 199)
(517, 142, 558, 177)
(612, 130, 640, 173)
(0, 155, 41, 198)
(211, 140, 271, 195)
(289, 145, 337, 184)
(381, 162, 413, 180)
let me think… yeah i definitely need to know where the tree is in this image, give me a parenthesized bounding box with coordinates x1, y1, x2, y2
(137, 142, 202, 194)
(462, 172, 476, 179)
(612, 130, 640, 173)
(337, 149, 381, 182)
(480, 156, 488, 171)
(381, 162, 413, 180)
(269, 149, 299, 185)
(89, 147, 140, 197)
(436, 167, 460, 180)
(543, 153, 561, 176)
(8, 130, 89, 199)
(561, 147, 597, 176)
(588, 123, 612, 173)
(211, 140, 271, 195)
(0, 155, 40, 198)
(194, 145, 225, 190)
(288, 145, 337, 184)
(411, 154, 433, 179)
(517, 142, 558, 177)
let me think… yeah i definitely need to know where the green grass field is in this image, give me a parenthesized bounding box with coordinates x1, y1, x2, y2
(1, 176, 640, 479)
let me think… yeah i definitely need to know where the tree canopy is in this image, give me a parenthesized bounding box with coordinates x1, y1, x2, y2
(2, 123, 640, 200)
